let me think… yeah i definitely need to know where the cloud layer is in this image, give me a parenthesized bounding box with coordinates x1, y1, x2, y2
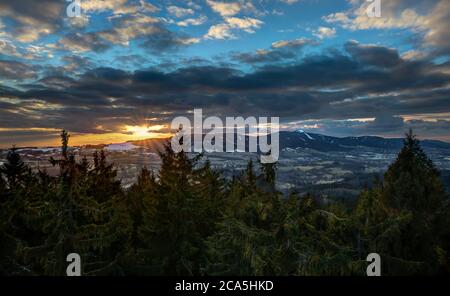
(0, 0, 449, 145)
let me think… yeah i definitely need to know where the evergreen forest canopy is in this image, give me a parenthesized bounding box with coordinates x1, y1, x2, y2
(0, 130, 449, 276)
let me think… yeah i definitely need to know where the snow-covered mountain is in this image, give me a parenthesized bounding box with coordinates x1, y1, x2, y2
(126, 131, 450, 153)
(279, 131, 450, 152)
(17, 132, 446, 154)
(297, 130, 315, 140)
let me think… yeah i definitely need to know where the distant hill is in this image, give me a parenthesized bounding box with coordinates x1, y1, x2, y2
(280, 130, 450, 152)
(126, 131, 450, 153)
(7, 132, 448, 154)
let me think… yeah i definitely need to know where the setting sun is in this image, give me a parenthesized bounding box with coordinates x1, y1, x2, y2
(123, 124, 170, 140)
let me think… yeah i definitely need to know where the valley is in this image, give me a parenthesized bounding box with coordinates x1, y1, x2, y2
(2, 131, 449, 201)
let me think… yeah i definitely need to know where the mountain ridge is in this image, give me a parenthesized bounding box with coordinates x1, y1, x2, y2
(283, 130, 450, 151)
(128, 131, 450, 152)
(6, 131, 450, 152)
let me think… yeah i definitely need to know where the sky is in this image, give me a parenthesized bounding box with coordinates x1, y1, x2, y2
(0, 0, 449, 147)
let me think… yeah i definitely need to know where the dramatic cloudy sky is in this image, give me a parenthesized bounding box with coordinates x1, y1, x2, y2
(0, 0, 449, 147)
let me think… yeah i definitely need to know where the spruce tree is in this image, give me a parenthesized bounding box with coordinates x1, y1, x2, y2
(1, 148, 28, 190)
(126, 167, 157, 250)
(355, 130, 448, 275)
(138, 143, 206, 275)
(0, 148, 38, 275)
(21, 130, 79, 275)
(207, 160, 286, 275)
(195, 160, 225, 238)
(0, 172, 6, 201)
(21, 131, 132, 275)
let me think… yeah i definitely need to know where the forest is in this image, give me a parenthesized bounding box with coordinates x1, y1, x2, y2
(0, 130, 449, 276)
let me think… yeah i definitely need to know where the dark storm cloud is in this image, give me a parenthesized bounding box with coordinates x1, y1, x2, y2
(365, 115, 405, 132)
(0, 0, 64, 42)
(231, 38, 317, 64)
(362, 118, 450, 140)
(60, 55, 95, 71)
(344, 41, 401, 68)
(319, 88, 450, 121)
(0, 0, 63, 24)
(59, 32, 113, 53)
(56, 11, 198, 54)
(139, 29, 197, 53)
(56, 21, 196, 54)
(231, 50, 297, 64)
(1, 42, 450, 137)
(4, 56, 450, 97)
(114, 55, 152, 67)
(0, 60, 38, 80)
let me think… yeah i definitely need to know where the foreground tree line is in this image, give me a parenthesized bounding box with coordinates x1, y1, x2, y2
(0, 130, 449, 275)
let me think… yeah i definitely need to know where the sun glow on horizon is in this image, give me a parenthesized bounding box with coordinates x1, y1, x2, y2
(123, 124, 168, 139)
(0, 124, 173, 148)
